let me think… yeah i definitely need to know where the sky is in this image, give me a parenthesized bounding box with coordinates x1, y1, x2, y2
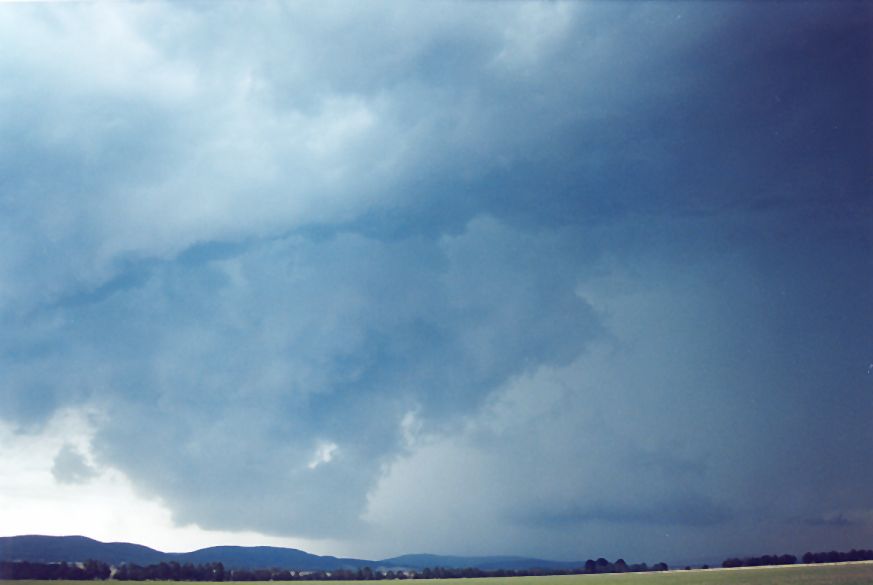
(0, 0, 871, 567)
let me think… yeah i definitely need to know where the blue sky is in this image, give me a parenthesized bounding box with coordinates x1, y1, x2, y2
(0, 0, 871, 564)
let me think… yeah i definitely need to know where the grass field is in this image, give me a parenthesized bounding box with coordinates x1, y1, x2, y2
(4, 563, 873, 585)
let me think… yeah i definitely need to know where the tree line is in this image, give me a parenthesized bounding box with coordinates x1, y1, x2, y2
(6, 549, 873, 581)
(721, 548, 873, 569)
(802, 549, 873, 564)
(1, 558, 668, 581)
(0, 560, 111, 580)
(6, 548, 872, 581)
(721, 554, 797, 568)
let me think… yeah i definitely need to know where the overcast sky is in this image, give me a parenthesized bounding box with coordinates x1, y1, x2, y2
(0, 0, 871, 566)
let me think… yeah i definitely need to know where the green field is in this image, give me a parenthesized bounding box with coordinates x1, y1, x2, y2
(5, 564, 873, 585)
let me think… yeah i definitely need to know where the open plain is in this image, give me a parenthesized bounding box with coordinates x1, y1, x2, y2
(4, 563, 873, 585)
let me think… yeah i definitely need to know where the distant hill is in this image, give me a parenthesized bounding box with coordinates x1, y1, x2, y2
(165, 546, 372, 571)
(0, 536, 371, 571)
(0, 536, 166, 567)
(0, 535, 588, 572)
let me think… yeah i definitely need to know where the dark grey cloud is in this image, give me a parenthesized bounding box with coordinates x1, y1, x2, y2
(2, 220, 599, 537)
(517, 495, 732, 528)
(0, 0, 870, 564)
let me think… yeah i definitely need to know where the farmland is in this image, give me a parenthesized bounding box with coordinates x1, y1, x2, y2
(4, 563, 873, 585)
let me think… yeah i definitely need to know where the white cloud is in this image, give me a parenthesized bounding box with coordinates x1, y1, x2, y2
(51, 444, 98, 485)
(308, 442, 339, 470)
(0, 409, 333, 554)
(0, 0, 646, 313)
(399, 410, 422, 449)
(492, 2, 577, 71)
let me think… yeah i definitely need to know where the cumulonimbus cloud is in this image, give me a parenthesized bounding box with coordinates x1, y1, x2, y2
(0, 0, 870, 561)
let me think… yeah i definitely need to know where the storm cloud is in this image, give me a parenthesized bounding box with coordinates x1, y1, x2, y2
(0, 0, 870, 563)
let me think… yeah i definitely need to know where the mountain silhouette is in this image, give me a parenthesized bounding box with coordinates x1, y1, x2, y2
(0, 535, 588, 571)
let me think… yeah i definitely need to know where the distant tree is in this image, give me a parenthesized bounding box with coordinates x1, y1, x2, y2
(129, 563, 147, 580)
(613, 559, 628, 573)
(251, 568, 271, 581)
(115, 564, 129, 581)
(213, 562, 225, 582)
(168, 561, 182, 581)
(84, 560, 111, 580)
(594, 558, 612, 573)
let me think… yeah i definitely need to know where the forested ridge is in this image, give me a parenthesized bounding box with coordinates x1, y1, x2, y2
(2, 558, 668, 580)
(721, 549, 873, 568)
(4, 547, 873, 580)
